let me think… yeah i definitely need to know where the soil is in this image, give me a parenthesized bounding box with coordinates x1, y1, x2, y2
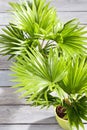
(56, 105, 66, 118)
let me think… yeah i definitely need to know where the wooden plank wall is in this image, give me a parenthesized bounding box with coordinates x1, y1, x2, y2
(0, 0, 87, 130)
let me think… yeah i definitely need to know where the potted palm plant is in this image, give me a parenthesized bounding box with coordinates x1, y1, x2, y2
(0, 0, 87, 130)
(11, 49, 87, 130)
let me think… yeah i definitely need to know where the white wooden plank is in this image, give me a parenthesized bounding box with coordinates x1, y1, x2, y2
(0, 55, 13, 70)
(0, 0, 17, 12)
(52, 0, 87, 12)
(0, 87, 25, 104)
(58, 12, 87, 25)
(0, 12, 87, 26)
(0, 106, 86, 124)
(0, 124, 87, 130)
(0, 106, 56, 123)
(0, 13, 11, 25)
(0, 125, 63, 130)
(0, 0, 87, 12)
(0, 71, 15, 86)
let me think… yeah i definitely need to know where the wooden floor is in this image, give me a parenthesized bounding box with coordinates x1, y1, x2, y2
(0, 0, 87, 130)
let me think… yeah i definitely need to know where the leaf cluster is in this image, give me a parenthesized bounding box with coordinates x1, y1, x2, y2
(11, 48, 87, 130)
(64, 95, 87, 130)
(0, 0, 87, 130)
(11, 48, 66, 106)
(0, 0, 87, 58)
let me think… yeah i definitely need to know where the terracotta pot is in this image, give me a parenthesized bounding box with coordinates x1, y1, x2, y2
(54, 108, 70, 130)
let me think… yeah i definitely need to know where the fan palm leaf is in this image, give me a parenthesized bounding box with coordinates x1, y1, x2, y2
(0, 1, 87, 57)
(59, 57, 87, 95)
(63, 95, 87, 130)
(9, 0, 61, 36)
(11, 48, 67, 106)
(59, 19, 87, 56)
(0, 24, 27, 58)
(0, 0, 62, 57)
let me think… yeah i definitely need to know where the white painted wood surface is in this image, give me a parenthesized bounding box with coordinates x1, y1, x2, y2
(0, 0, 87, 12)
(0, 55, 13, 69)
(0, 125, 63, 130)
(0, 71, 15, 86)
(0, 87, 25, 104)
(0, 0, 87, 130)
(0, 12, 87, 26)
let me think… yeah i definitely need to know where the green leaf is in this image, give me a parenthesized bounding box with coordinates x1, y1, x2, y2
(59, 57, 87, 94)
(11, 48, 67, 107)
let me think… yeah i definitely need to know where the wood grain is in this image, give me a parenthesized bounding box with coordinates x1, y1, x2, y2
(0, 106, 56, 123)
(0, 125, 63, 130)
(0, 0, 87, 12)
(0, 13, 11, 25)
(0, 71, 16, 86)
(0, 106, 86, 124)
(0, 12, 87, 26)
(52, 0, 87, 12)
(0, 0, 17, 12)
(0, 55, 13, 70)
(0, 87, 25, 104)
(0, 124, 87, 130)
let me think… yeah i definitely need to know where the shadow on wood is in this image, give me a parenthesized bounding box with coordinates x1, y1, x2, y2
(28, 117, 62, 130)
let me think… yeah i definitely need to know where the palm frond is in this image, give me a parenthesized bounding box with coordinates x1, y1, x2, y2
(59, 56, 87, 94)
(0, 1, 87, 57)
(0, 0, 63, 57)
(0, 24, 27, 58)
(42, 18, 87, 56)
(11, 48, 67, 107)
(9, 0, 60, 36)
(58, 19, 87, 56)
(63, 95, 87, 130)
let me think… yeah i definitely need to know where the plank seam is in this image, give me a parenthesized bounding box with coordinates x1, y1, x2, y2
(0, 69, 10, 71)
(0, 104, 30, 106)
(0, 123, 58, 125)
(1, 11, 87, 13)
(0, 123, 86, 125)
